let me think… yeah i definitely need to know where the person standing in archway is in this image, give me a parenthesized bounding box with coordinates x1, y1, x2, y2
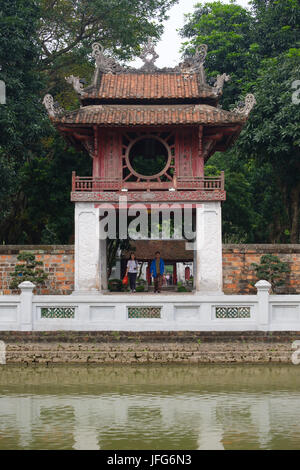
(125, 252, 138, 293)
(150, 251, 165, 293)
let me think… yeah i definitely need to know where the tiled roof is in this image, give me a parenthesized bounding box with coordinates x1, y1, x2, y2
(82, 73, 216, 100)
(56, 104, 245, 126)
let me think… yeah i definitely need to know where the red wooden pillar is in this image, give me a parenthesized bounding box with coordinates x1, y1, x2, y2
(146, 262, 151, 285)
(72, 171, 76, 191)
(185, 266, 191, 281)
(173, 263, 177, 285)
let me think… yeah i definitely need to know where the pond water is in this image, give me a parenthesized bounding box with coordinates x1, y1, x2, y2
(0, 364, 300, 450)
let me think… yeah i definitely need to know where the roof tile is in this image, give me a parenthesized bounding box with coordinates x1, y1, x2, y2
(57, 104, 245, 127)
(83, 73, 214, 100)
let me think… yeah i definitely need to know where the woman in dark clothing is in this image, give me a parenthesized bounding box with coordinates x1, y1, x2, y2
(125, 252, 138, 293)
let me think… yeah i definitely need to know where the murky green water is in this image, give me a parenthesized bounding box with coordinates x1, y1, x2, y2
(0, 364, 300, 450)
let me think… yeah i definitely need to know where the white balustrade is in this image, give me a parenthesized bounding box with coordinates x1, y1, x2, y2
(0, 279, 299, 331)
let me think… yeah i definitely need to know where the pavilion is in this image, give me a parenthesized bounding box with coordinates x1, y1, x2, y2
(43, 41, 255, 294)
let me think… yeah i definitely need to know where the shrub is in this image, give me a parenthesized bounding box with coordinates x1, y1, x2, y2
(251, 254, 290, 292)
(108, 278, 123, 292)
(10, 252, 48, 290)
(136, 285, 145, 292)
(177, 285, 189, 292)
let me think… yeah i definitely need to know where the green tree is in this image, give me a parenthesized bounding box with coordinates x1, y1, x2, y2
(181, 0, 300, 243)
(39, 0, 178, 105)
(205, 155, 257, 242)
(208, 150, 289, 244)
(0, 0, 48, 242)
(15, 135, 90, 244)
(0, 0, 47, 160)
(180, 1, 253, 107)
(38, 0, 177, 68)
(181, 0, 300, 105)
(237, 52, 300, 242)
(249, 0, 300, 58)
(251, 254, 290, 292)
(0, 0, 178, 244)
(246, 162, 289, 243)
(10, 252, 48, 290)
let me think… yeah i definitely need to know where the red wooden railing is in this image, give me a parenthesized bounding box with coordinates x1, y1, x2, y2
(176, 172, 224, 190)
(72, 171, 225, 192)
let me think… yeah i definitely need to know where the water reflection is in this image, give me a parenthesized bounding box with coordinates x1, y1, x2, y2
(0, 365, 300, 450)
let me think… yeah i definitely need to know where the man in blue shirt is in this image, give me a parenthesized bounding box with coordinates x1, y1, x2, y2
(150, 251, 165, 293)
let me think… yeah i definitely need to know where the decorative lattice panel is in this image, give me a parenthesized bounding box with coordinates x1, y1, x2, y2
(215, 306, 251, 319)
(128, 306, 161, 319)
(41, 307, 76, 319)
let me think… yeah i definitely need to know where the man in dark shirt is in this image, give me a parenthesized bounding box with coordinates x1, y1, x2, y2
(150, 251, 165, 293)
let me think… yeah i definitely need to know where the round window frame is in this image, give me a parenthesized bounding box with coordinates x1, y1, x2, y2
(125, 134, 172, 180)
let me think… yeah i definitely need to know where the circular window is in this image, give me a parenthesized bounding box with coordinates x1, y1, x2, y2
(126, 136, 171, 179)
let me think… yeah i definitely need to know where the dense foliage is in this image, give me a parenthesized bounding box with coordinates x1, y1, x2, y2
(0, 0, 177, 244)
(0, 0, 299, 245)
(182, 0, 300, 243)
(9, 252, 48, 290)
(251, 254, 291, 291)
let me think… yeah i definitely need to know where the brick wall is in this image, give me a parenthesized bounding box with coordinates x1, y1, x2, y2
(0, 246, 74, 295)
(223, 244, 300, 294)
(0, 244, 299, 295)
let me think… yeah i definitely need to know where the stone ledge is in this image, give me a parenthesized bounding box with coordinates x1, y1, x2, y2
(1, 331, 300, 343)
(223, 244, 300, 254)
(0, 244, 299, 255)
(0, 245, 74, 255)
(2, 341, 295, 364)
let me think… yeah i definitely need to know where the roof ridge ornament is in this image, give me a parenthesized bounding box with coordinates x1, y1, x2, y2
(92, 42, 105, 65)
(195, 44, 208, 66)
(192, 44, 208, 84)
(65, 75, 84, 95)
(213, 73, 230, 95)
(233, 94, 256, 116)
(180, 44, 208, 82)
(139, 40, 159, 72)
(42, 94, 64, 118)
(92, 42, 124, 74)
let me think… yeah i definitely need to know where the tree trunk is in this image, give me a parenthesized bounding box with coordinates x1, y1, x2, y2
(271, 180, 288, 243)
(290, 183, 300, 243)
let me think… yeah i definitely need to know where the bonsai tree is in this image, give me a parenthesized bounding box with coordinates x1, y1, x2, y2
(10, 252, 48, 290)
(251, 254, 290, 292)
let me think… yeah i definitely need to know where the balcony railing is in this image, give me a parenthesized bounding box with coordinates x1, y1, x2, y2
(72, 171, 225, 192)
(176, 173, 224, 190)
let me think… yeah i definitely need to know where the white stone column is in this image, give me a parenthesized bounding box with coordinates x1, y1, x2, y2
(19, 281, 35, 330)
(100, 237, 107, 291)
(195, 202, 223, 294)
(250, 398, 271, 449)
(74, 202, 104, 293)
(193, 249, 197, 290)
(197, 398, 224, 450)
(255, 280, 271, 330)
(0, 341, 6, 364)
